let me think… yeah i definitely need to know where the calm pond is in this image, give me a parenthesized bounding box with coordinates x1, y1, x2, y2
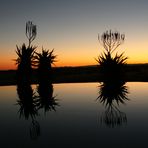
(0, 82, 148, 148)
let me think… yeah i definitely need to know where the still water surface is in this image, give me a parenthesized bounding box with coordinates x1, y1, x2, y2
(0, 82, 148, 148)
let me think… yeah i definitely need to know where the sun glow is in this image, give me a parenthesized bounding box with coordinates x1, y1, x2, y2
(0, 39, 148, 70)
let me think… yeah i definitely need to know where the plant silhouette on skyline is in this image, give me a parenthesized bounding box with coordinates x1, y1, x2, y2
(15, 44, 36, 80)
(34, 48, 57, 81)
(97, 30, 127, 81)
(96, 52, 127, 81)
(15, 21, 37, 81)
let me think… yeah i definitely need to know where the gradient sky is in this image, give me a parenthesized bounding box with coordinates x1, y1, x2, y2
(0, 0, 148, 70)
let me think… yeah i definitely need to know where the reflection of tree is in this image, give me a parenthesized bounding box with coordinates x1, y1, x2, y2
(97, 81, 129, 128)
(16, 83, 38, 119)
(16, 81, 40, 140)
(30, 120, 40, 140)
(36, 78, 59, 113)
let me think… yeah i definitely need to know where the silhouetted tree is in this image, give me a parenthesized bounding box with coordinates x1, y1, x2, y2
(15, 21, 37, 82)
(97, 30, 127, 81)
(15, 44, 36, 82)
(96, 52, 127, 81)
(34, 48, 56, 82)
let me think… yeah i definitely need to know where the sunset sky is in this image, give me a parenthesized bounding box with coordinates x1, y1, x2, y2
(0, 0, 148, 70)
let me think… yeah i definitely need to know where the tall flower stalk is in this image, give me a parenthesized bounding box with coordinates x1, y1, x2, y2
(26, 21, 37, 47)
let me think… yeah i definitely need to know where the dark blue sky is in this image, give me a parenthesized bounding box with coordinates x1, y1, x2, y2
(0, 0, 148, 69)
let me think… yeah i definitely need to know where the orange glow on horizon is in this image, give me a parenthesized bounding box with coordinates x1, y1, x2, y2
(1, 59, 148, 70)
(1, 42, 148, 70)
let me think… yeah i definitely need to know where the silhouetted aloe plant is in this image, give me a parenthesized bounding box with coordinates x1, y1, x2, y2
(15, 21, 37, 82)
(15, 44, 36, 81)
(97, 81, 129, 128)
(34, 48, 56, 81)
(97, 30, 127, 81)
(96, 52, 127, 81)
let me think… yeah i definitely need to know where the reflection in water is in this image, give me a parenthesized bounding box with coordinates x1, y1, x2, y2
(16, 83, 38, 119)
(97, 81, 129, 128)
(36, 79, 59, 113)
(16, 77, 59, 140)
(16, 81, 40, 140)
(30, 120, 40, 140)
(2, 82, 148, 147)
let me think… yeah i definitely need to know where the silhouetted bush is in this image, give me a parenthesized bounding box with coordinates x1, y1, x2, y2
(97, 52, 127, 81)
(15, 44, 36, 81)
(34, 48, 56, 82)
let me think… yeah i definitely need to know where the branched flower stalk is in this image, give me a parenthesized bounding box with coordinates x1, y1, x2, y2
(98, 30, 125, 54)
(26, 21, 37, 47)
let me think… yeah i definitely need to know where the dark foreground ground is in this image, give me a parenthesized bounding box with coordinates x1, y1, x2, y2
(0, 64, 148, 86)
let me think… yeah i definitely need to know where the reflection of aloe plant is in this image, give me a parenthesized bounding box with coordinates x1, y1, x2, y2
(98, 81, 128, 106)
(36, 83, 59, 113)
(16, 82, 38, 119)
(97, 81, 129, 128)
(16, 81, 40, 140)
(101, 104, 127, 128)
(30, 120, 40, 140)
